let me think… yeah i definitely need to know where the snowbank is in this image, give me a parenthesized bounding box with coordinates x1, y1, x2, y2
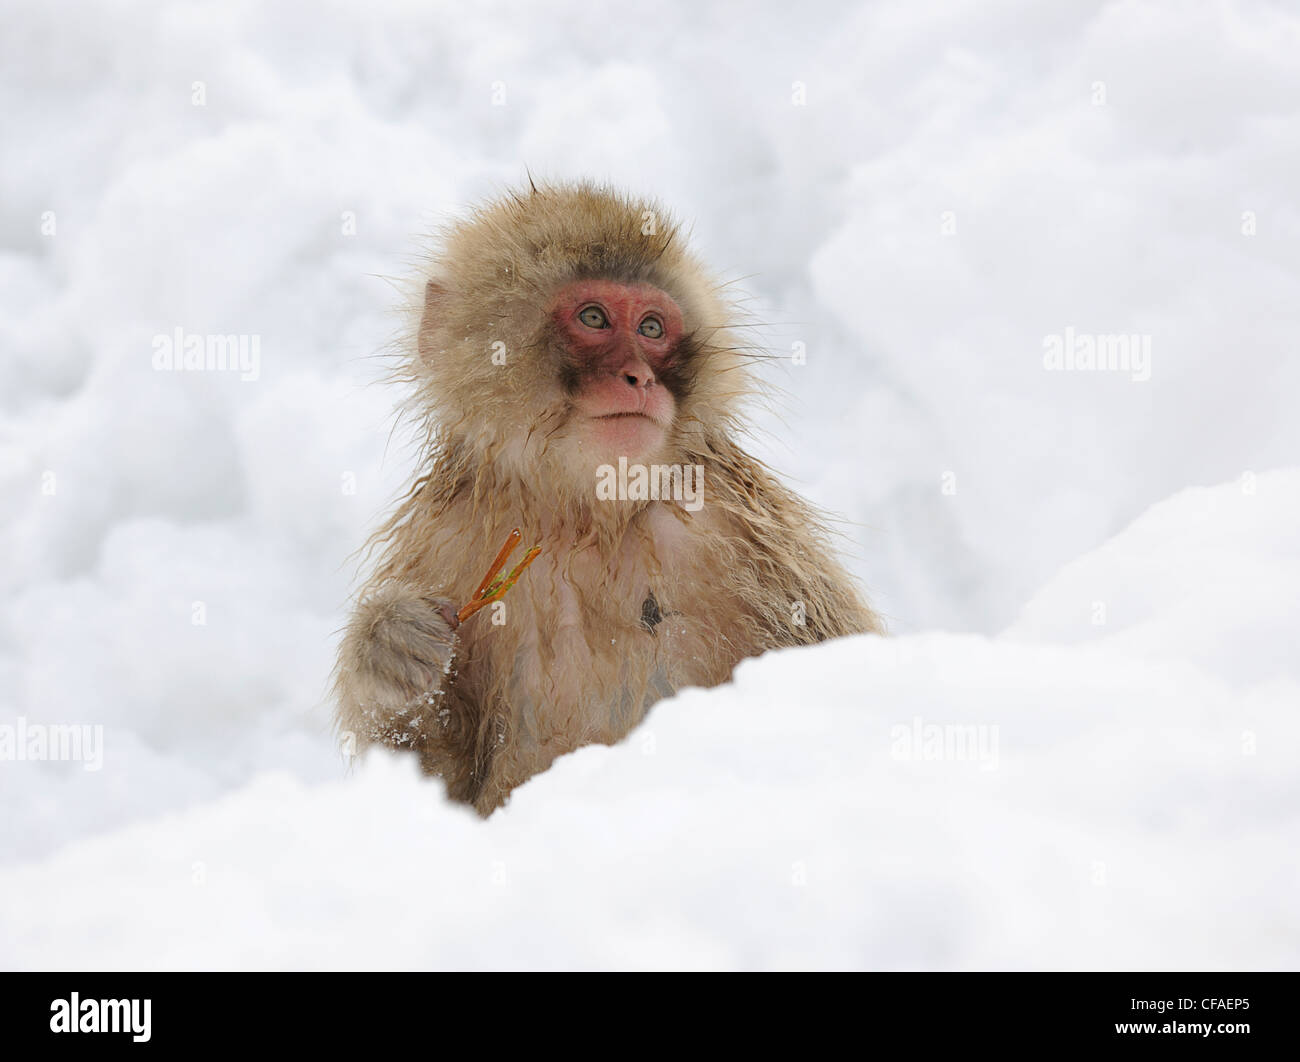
(2, 472, 1296, 969)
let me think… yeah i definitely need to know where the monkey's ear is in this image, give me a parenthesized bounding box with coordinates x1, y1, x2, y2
(418, 280, 448, 364)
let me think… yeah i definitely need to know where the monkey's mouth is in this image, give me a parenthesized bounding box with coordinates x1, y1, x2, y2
(587, 410, 667, 458)
(596, 411, 658, 423)
(591, 411, 670, 434)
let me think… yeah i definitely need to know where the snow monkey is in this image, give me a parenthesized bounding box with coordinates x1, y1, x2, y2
(334, 182, 882, 815)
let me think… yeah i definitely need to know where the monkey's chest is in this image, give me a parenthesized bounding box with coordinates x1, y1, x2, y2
(496, 517, 715, 768)
(503, 585, 679, 760)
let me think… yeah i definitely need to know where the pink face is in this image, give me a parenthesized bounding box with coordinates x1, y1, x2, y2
(550, 279, 685, 457)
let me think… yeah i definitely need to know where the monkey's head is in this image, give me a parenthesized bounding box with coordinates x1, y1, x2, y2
(412, 183, 750, 504)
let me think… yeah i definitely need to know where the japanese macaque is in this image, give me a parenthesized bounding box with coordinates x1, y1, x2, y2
(334, 182, 882, 815)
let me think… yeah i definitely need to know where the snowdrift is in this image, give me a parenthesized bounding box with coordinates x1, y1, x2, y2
(2, 472, 1296, 970)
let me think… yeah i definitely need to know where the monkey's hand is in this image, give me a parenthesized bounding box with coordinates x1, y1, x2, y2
(335, 581, 461, 751)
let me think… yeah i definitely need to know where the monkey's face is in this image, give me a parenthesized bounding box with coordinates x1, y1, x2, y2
(548, 279, 685, 462)
(416, 186, 748, 505)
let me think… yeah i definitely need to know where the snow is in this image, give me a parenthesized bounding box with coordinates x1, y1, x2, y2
(1, 0, 1297, 969)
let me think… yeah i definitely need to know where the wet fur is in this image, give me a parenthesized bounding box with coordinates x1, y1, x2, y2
(334, 182, 883, 814)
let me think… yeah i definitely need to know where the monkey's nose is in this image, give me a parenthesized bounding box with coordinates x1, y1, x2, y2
(618, 360, 655, 388)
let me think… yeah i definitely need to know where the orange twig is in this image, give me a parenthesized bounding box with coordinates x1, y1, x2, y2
(473, 528, 522, 602)
(457, 529, 542, 624)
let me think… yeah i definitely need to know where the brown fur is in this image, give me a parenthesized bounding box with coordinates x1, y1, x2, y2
(334, 181, 883, 814)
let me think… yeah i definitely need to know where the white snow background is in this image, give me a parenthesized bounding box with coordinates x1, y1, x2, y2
(1, 0, 1297, 969)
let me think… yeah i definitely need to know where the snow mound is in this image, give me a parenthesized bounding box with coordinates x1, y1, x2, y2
(2, 471, 1295, 970)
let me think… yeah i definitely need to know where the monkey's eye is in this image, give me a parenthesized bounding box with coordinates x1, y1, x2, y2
(637, 316, 664, 339)
(577, 305, 609, 329)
